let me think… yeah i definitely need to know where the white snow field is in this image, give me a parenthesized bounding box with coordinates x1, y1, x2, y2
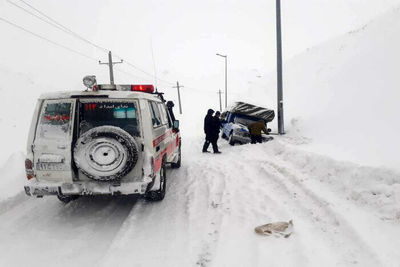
(1, 4, 400, 267)
(0, 137, 399, 267)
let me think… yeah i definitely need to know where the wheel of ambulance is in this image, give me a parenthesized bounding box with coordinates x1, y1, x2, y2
(74, 126, 139, 181)
(145, 161, 166, 201)
(228, 133, 236, 146)
(171, 144, 181, 169)
(57, 194, 79, 203)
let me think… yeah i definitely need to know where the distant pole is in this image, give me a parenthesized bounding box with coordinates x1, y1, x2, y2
(99, 51, 123, 85)
(276, 0, 285, 134)
(224, 56, 228, 108)
(217, 89, 224, 112)
(216, 53, 228, 108)
(172, 81, 183, 114)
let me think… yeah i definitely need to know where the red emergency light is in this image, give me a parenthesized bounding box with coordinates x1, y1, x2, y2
(131, 85, 154, 93)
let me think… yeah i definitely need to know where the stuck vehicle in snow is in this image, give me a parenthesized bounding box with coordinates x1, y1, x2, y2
(24, 76, 181, 202)
(220, 102, 275, 145)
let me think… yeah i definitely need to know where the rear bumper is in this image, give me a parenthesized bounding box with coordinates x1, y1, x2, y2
(24, 179, 151, 197)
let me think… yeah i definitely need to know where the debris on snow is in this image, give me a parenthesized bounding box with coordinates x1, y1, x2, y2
(255, 220, 293, 238)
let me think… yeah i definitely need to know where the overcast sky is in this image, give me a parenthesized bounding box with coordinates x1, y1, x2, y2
(1, 0, 400, 94)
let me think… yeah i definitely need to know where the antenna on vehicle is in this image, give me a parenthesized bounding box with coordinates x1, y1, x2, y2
(150, 38, 159, 89)
(153, 89, 166, 102)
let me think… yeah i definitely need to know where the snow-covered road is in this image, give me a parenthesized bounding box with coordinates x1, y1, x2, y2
(0, 136, 399, 267)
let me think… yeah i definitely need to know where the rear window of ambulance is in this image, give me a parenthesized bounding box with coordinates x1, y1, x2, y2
(38, 101, 73, 139)
(79, 100, 140, 137)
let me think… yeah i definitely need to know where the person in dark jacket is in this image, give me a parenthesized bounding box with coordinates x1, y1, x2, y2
(212, 111, 221, 135)
(248, 120, 269, 144)
(202, 109, 221, 153)
(210, 111, 222, 153)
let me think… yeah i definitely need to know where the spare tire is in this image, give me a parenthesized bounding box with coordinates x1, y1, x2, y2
(74, 126, 139, 181)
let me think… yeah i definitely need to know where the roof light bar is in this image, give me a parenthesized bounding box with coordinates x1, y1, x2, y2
(131, 85, 154, 93)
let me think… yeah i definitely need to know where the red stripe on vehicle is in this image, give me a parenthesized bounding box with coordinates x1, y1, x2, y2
(152, 130, 172, 147)
(154, 147, 168, 173)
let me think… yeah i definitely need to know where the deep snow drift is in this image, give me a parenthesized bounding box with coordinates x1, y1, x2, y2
(0, 4, 400, 267)
(257, 7, 400, 170)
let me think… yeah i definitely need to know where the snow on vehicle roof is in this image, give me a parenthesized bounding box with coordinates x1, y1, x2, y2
(39, 89, 163, 101)
(227, 101, 275, 122)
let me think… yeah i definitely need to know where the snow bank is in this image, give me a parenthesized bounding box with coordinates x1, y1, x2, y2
(245, 7, 400, 171)
(271, 138, 400, 221)
(0, 151, 26, 202)
(100, 136, 400, 266)
(0, 64, 58, 165)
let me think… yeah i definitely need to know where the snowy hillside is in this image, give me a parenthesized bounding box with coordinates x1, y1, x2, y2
(0, 64, 60, 164)
(253, 7, 400, 170)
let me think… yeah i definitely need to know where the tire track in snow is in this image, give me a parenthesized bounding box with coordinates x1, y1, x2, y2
(100, 163, 197, 266)
(209, 155, 309, 267)
(0, 195, 137, 267)
(258, 159, 384, 266)
(0, 191, 30, 216)
(267, 150, 400, 265)
(181, 156, 228, 267)
(100, 148, 232, 267)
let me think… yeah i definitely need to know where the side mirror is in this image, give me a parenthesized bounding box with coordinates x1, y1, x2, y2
(173, 120, 180, 129)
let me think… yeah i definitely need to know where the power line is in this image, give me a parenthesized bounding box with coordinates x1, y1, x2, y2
(121, 60, 175, 86)
(5, 0, 184, 88)
(0, 16, 98, 62)
(0, 15, 165, 86)
(123, 60, 161, 81)
(113, 65, 174, 88)
(114, 66, 150, 81)
(7, 0, 76, 42)
(183, 85, 214, 94)
(9, 0, 176, 86)
(14, 0, 108, 53)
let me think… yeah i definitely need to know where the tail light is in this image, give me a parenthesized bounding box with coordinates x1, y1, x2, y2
(25, 159, 34, 180)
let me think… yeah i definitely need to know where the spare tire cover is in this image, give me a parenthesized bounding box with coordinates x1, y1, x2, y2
(74, 126, 139, 181)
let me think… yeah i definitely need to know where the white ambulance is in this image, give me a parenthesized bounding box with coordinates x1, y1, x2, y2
(24, 76, 181, 202)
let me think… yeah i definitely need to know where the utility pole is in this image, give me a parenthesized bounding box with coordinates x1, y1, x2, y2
(224, 56, 228, 108)
(172, 81, 183, 114)
(99, 51, 123, 85)
(276, 0, 285, 134)
(217, 89, 224, 112)
(216, 53, 228, 108)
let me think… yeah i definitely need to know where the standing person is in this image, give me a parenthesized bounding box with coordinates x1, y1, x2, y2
(202, 109, 220, 153)
(248, 120, 269, 144)
(210, 111, 222, 153)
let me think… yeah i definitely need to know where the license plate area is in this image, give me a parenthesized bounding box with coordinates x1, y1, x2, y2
(36, 162, 66, 171)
